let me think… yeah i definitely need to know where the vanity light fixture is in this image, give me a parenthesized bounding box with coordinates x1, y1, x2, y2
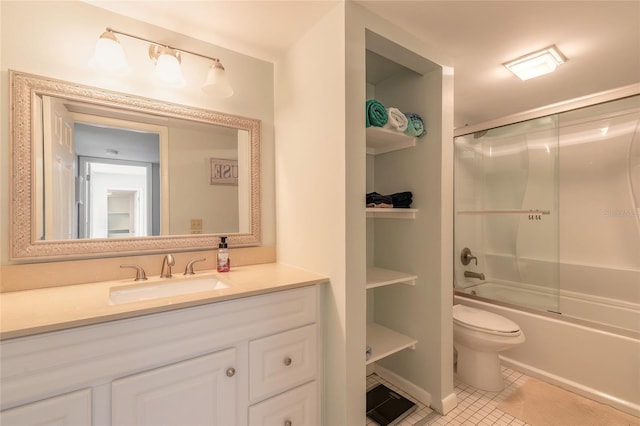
(149, 45, 186, 88)
(90, 29, 130, 75)
(504, 45, 567, 81)
(202, 59, 234, 97)
(92, 27, 233, 97)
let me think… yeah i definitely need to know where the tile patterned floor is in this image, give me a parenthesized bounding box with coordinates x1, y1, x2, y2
(366, 366, 532, 426)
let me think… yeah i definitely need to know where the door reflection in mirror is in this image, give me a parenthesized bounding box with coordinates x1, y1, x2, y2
(38, 98, 168, 240)
(75, 122, 160, 239)
(78, 159, 158, 239)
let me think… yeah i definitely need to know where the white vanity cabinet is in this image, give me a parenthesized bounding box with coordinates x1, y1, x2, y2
(0, 285, 321, 426)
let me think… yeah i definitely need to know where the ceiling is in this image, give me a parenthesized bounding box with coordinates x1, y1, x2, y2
(88, 1, 640, 128)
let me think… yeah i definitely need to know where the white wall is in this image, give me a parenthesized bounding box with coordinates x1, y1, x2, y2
(275, 3, 365, 424)
(0, 0, 275, 264)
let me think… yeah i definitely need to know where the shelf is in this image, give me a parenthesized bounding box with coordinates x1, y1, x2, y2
(366, 322, 417, 365)
(366, 267, 417, 289)
(366, 208, 417, 219)
(366, 127, 416, 155)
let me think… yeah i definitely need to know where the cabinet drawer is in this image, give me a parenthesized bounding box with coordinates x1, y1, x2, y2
(248, 381, 318, 426)
(249, 324, 317, 402)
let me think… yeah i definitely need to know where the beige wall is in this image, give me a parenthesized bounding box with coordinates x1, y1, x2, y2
(0, 1, 275, 288)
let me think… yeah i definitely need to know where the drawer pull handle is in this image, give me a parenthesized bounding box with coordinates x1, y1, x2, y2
(283, 357, 292, 366)
(226, 367, 236, 377)
(284, 420, 292, 426)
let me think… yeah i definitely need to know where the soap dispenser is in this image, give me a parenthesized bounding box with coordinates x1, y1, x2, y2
(217, 236, 230, 272)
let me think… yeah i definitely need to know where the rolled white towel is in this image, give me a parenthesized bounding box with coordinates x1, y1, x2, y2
(383, 107, 409, 132)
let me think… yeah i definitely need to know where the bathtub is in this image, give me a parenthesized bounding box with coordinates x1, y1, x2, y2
(454, 289, 640, 417)
(459, 280, 640, 333)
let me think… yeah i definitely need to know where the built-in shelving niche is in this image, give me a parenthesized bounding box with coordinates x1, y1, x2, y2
(365, 124, 418, 367)
(361, 26, 452, 420)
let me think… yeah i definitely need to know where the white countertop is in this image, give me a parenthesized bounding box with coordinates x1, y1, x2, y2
(0, 263, 327, 340)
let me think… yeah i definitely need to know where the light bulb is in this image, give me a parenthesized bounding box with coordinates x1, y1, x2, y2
(90, 31, 129, 75)
(202, 61, 234, 97)
(150, 47, 186, 88)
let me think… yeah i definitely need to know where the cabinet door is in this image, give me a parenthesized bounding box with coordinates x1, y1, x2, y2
(248, 381, 318, 426)
(112, 348, 237, 426)
(0, 388, 92, 426)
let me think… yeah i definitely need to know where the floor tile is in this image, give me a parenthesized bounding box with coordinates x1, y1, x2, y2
(367, 367, 531, 426)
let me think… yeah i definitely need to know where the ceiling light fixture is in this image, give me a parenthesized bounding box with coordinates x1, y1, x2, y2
(92, 27, 233, 97)
(504, 45, 567, 81)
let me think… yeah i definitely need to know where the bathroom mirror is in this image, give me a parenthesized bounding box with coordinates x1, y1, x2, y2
(9, 70, 261, 260)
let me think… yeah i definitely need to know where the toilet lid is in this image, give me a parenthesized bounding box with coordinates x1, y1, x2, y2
(453, 304, 520, 334)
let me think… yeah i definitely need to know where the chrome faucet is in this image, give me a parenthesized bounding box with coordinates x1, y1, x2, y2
(120, 264, 147, 281)
(184, 257, 206, 275)
(464, 270, 485, 280)
(161, 254, 175, 278)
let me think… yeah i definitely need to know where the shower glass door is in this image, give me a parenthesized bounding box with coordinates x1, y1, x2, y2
(454, 116, 560, 313)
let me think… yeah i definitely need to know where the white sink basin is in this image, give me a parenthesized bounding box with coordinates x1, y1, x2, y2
(109, 276, 228, 305)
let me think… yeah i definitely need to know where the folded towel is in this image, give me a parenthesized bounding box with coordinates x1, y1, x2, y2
(383, 107, 409, 132)
(391, 191, 413, 208)
(366, 192, 393, 206)
(404, 112, 427, 138)
(366, 99, 388, 128)
(366, 191, 413, 208)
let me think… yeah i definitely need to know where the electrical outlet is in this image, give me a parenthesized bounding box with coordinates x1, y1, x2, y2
(190, 218, 203, 234)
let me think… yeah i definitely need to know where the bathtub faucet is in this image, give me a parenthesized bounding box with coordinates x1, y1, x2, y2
(460, 247, 478, 266)
(464, 270, 485, 280)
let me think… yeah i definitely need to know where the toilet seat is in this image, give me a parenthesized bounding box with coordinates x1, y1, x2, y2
(453, 304, 521, 337)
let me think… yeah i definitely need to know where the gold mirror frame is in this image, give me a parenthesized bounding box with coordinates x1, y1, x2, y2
(9, 70, 261, 260)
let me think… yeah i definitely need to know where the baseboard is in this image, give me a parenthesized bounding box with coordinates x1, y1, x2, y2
(500, 356, 640, 418)
(371, 364, 432, 408)
(439, 391, 458, 415)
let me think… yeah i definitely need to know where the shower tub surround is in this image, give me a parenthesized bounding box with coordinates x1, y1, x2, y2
(453, 93, 640, 418)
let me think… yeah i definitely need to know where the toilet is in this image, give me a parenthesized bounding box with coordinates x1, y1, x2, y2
(453, 304, 525, 391)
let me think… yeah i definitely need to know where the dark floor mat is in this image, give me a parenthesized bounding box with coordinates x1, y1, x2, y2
(366, 384, 417, 426)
